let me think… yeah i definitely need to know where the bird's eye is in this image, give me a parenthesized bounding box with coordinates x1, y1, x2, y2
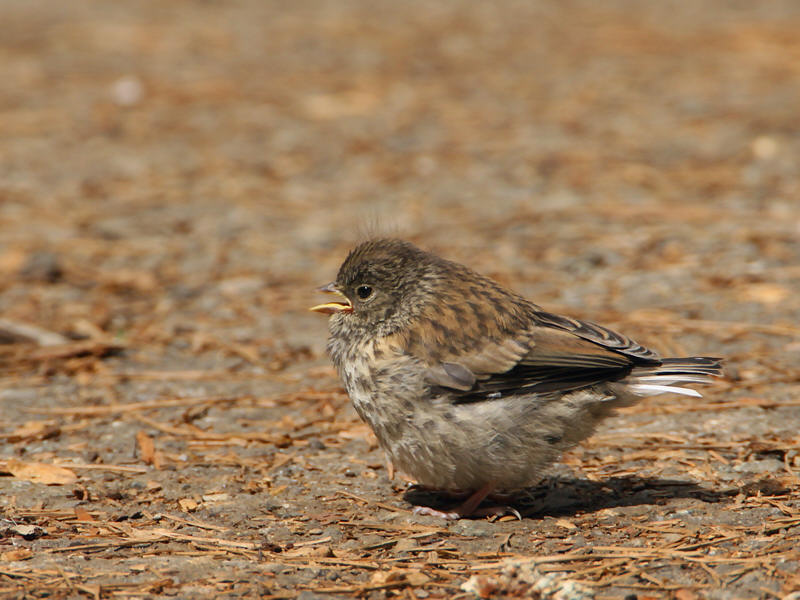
(356, 285, 373, 300)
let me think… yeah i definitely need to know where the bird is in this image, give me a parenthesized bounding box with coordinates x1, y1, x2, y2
(310, 238, 723, 519)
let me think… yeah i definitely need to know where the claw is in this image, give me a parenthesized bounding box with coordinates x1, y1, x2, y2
(479, 505, 522, 520)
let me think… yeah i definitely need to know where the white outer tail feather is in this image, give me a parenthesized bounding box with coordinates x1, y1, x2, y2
(627, 383, 702, 398)
(625, 356, 722, 399)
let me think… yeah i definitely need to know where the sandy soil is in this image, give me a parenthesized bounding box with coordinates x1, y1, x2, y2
(1, 1, 799, 598)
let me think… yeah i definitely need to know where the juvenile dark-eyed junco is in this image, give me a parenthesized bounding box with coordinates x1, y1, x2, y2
(311, 239, 722, 519)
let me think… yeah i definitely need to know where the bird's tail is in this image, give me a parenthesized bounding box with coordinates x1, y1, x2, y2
(625, 357, 723, 398)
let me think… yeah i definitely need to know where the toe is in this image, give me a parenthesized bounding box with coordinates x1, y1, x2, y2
(412, 505, 460, 520)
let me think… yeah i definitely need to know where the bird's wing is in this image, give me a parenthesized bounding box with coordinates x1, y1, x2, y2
(531, 310, 660, 363)
(424, 334, 531, 391)
(420, 311, 660, 398)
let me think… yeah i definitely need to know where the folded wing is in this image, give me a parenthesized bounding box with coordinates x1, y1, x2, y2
(423, 310, 662, 399)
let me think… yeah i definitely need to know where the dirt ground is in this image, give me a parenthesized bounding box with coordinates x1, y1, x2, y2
(1, 1, 800, 598)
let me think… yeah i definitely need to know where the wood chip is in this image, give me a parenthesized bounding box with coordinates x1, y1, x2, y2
(3, 459, 78, 485)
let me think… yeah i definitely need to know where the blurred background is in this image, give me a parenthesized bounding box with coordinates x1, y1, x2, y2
(2, 0, 799, 362)
(2, 1, 800, 596)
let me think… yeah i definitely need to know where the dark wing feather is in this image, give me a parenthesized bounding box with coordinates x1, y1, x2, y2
(451, 365, 630, 403)
(531, 310, 660, 363)
(426, 310, 660, 400)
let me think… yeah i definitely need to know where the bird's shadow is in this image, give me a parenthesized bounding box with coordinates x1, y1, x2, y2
(403, 475, 739, 519)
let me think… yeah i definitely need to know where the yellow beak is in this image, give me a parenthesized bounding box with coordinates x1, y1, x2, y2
(309, 282, 353, 314)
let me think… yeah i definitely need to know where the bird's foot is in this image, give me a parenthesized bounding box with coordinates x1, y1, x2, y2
(412, 505, 461, 520)
(410, 483, 521, 520)
(412, 503, 521, 520)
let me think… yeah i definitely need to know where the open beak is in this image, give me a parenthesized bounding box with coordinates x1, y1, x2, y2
(309, 282, 353, 314)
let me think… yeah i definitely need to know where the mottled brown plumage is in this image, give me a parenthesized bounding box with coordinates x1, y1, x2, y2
(311, 239, 722, 518)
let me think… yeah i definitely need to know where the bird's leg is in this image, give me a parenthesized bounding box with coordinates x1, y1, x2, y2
(455, 483, 495, 516)
(412, 483, 499, 520)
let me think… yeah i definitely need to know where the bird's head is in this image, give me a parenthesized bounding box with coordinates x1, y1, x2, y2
(310, 239, 437, 335)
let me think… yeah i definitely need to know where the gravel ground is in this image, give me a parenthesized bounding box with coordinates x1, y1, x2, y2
(1, 1, 799, 599)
